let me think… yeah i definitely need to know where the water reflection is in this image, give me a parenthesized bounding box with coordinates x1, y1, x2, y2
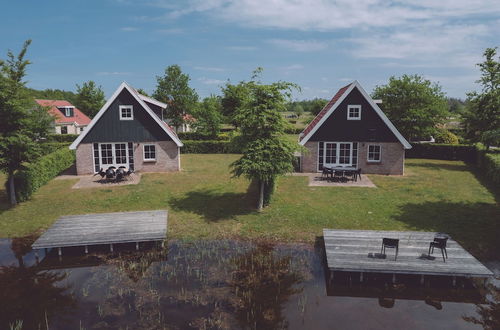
(0, 238, 498, 329)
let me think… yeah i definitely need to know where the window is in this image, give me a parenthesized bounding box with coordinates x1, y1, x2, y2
(115, 143, 127, 164)
(61, 126, 68, 134)
(100, 144, 113, 165)
(80, 127, 85, 133)
(347, 105, 361, 120)
(65, 107, 74, 117)
(119, 105, 133, 120)
(367, 145, 381, 162)
(94, 142, 134, 172)
(143, 144, 156, 161)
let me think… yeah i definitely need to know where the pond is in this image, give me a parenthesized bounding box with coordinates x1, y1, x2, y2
(0, 237, 498, 329)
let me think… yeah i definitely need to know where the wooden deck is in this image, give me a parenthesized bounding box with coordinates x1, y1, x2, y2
(32, 210, 168, 251)
(324, 229, 493, 278)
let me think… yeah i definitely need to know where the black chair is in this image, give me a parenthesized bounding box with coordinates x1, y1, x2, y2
(321, 167, 332, 181)
(333, 170, 344, 182)
(355, 168, 362, 182)
(428, 237, 448, 262)
(381, 238, 399, 261)
(344, 170, 355, 182)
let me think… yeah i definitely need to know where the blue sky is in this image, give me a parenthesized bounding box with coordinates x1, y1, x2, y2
(1, 0, 499, 100)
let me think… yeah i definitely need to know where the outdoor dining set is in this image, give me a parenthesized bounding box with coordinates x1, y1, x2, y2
(381, 234, 449, 262)
(321, 165, 362, 182)
(94, 166, 133, 183)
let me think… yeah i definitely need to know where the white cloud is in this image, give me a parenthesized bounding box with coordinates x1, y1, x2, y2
(282, 64, 304, 70)
(194, 66, 226, 72)
(225, 45, 257, 51)
(155, 28, 184, 34)
(97, 72, 131, 76)
(267, 39, 327, 52)
(198, 77, 226, 85)
(120, 27, 138, 32)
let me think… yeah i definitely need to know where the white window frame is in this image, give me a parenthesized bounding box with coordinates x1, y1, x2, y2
(367, 144, 382, 163)
(347, 105, 361, 120)
(97, 142, 130, 170)
(64, 107, 74, 117)
(119, 105, 134, 120)
(317, 141, 356, 171)
(143, 144, 156, 162)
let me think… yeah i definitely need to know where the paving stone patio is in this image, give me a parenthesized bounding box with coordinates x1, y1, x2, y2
(56, 173, 141, 189)
(291, 172, 376, 187)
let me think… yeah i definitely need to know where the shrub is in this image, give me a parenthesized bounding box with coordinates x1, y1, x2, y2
(434, 129, 459, 144)
(9, 148, 75, 202)
(406, 144, 476, 161)
(39, 142, 71, 156)
(177, 132, 231, 141)
(284, 127, 303, 134)
(475, 145, 500, 186)
(46, 134, 79, 143)
(182, 140, 241, 153)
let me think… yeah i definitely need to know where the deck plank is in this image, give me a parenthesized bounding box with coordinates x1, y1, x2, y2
(323, 229, 493, 278)
(32, 210, 168, 249)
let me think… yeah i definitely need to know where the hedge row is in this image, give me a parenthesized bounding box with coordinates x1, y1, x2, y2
(39, 142, 71, 156)
(47, 134, 79, 142)
(284, 127, 304, 134)
(11, 148, 76, 202)
(177, 132, 231, 141)
(181, 140, 241, 153)
(406, 143, 476, 162)
(476, 149, 500, 186)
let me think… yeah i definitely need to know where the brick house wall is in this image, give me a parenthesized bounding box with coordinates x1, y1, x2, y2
(75, 141, 180, 175)
(301, 141, 405, 175)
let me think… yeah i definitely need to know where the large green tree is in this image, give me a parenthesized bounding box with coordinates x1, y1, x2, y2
(0, 40, 53, 205)
(372, 74, 449, 141)
(221, 81, 249, 127)
(463, 47, 500, 148)
(73, 80, 105, 118)
(153, 65, 198, 131)
(193, 95, 223, 138)
(229, 71, 298, 211)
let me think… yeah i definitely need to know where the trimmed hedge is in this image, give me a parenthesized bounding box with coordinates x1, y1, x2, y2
(406, 144, 476, 162)
(10, 148, 75, 202)
(177, 132, 231, 141)
(39, 142, 71, 156)
(284, 127, 304, 134)
(181, 140, 241, 154)
(476, 148, 500, 187)
(47, 134, 79, 143)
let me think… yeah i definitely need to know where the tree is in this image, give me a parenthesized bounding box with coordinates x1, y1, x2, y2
(229, 71, 298, 211)
(73, 80, 105, 118)
(221, 81, 249, 127)
(292, 103, 304, 118)
(136, 88, 149, 96)
(0, 40, 53, 205)
(447, 97, 465, 115)
(463, 48, 500, 148)
(372, 74, 449, 141)
(153, 65, 198, 131)
(193, 95, 223, 138)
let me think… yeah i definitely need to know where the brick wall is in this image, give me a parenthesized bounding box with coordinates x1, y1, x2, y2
(301, 141, 405, 175)
(75, 141, 180, 175)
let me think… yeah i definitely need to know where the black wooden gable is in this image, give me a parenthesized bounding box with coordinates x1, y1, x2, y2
(309, 87, 399, 142)
(81, 88, 172, 143)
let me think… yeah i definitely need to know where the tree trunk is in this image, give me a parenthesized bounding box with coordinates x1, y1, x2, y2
(8, 172, 17, 205)
(257, 180, 264, 212)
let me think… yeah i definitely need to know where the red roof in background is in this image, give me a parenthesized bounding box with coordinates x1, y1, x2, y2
(299, 83, 352, 141)
(35, 99, 91, 126)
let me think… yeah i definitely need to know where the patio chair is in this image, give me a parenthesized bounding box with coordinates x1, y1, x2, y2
(321, 167, 332, 181)
(381, 238, 399, 261)
(333, 170, 344, 182)
(428, 237, 448, 262)
(355, 168, 362, 182)
(344, 170, 355, 182)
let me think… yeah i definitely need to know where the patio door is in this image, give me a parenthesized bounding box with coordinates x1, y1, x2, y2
(319, 142, 357, 170)
(94, 142, 134, 172)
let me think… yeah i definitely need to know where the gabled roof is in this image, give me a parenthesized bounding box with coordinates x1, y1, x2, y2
(35, 99, 91, 126)
(299, 80, 411, 149)
(69, 82, 183, 150)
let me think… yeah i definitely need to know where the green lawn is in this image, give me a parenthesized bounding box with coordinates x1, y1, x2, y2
(0, 155, 498, 259)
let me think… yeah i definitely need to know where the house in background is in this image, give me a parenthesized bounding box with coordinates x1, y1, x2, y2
(69, 82, 183, 175)
(35, 99, 91, 134)
(299, 81, 411, 175)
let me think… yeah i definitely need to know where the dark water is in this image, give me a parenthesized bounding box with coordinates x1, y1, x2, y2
(0, 237, 499, 330)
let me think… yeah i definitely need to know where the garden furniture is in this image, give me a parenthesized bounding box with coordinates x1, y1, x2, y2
(428, 237, 448, 262)
(381, 238, 399, 261)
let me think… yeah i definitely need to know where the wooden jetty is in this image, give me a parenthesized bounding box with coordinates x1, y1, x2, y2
(324, 229, 493, 281)
(32, 210, 168, 255)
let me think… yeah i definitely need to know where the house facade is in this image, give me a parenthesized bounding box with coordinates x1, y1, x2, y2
(299, 81, 411, 175)
(69, 82, 183, 175)
(35, 99, 91, 134)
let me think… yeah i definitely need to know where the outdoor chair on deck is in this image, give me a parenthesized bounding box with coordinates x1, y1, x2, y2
(428, 237, 448, 262)
(381, 238, 399, 261)
(333, 170, 344, 182)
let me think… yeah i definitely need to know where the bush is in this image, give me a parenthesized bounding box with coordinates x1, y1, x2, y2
(182, 140, 241, 153)
(9, 148, 75, 202)
(434, 129, 459, 144)
(406, 144, 476, 161)
(177, 132, 231, 141)
(475, 145, 500, 186)
(284, 127, 303, 134)
(39, 142, 71, 156)
(46, 134, 79, 143)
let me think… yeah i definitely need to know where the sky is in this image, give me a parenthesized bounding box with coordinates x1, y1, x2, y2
(1, 0, 499, 100)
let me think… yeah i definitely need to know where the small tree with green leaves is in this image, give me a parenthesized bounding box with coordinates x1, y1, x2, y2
(463, 47, 500, 149)
(230, 71, 298, 211)
(153, 65, 198, 131)
(73, 80, 105, 118)
(193, 95, 223, 138)
(372, 74, 449, 141)
(0, 40, 53, 205)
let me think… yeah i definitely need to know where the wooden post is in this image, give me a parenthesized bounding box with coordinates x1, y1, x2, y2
(58, 247, 62, 256)
(161, 240, 165, 249)
(110, 244, 113, 252)
(85, 246, 88, 254)
(452, 276, 457, 287)
(44, 248, 48, 257)
(392, 273, 396, 284)
(420, 275, 424, 285)
(360, 272, 363, 283)
(34, 250, 39, 258)
(136, 242, 139, 250)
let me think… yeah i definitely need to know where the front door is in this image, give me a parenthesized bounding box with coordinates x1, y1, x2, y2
(96, 142, 133, 171)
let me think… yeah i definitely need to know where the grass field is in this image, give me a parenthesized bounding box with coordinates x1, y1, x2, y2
(0, 155, 498, 259)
